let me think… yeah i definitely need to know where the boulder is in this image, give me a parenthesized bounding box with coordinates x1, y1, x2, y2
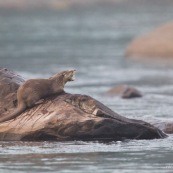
(106, 85, 142, 98)
(126, 22, 173, 62)
(0, 68, 166, 141)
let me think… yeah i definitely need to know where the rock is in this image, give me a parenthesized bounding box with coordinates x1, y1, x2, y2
(0, 68, 166, 141)
(126, 22, 173, 62)
(106, 85, 142, 98)
(0, 68, 25, 115)
(144, 118, 173, 134)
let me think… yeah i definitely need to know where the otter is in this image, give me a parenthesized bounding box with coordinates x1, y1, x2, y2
(0, 69, 76, 123)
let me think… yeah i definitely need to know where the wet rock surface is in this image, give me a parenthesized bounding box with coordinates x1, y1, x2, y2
(0, 68, 167, 141)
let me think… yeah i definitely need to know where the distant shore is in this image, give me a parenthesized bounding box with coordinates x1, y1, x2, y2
(0, 0, 125, 10)
(0, 0, 172, 11)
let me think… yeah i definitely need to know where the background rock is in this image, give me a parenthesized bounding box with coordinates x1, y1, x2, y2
(125, 22, 173, 62)
(106, 85, 142, 99)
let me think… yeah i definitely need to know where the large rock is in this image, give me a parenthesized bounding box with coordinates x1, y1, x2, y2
(0, 68, 167, 141)
(126, 22, 173, 61)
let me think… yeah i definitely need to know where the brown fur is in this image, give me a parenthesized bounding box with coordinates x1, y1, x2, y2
(0, 69, 76, 123)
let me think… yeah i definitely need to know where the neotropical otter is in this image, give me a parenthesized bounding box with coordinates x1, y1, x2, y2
(0, 69, 76, 123)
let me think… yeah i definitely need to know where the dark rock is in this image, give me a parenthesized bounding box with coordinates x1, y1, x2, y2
(106, 85, 142, 98)
(0, 68, 166, 141)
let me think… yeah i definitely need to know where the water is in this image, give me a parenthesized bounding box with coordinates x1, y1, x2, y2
(0, 139, 173, 173)
(1, 1, 173, 172)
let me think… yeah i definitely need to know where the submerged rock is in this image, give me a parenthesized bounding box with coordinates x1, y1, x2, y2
(125, 22, 173, 62)
(145, 118, 173, 134)
(0, 68, 166, 141)
(106, 85, 142, 99)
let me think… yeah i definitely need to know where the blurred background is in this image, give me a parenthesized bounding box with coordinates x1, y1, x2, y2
(1, 0, 173, 116)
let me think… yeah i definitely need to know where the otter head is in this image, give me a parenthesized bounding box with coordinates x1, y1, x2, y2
(50, 69, 76, 85)
(62, 69, 76, 83)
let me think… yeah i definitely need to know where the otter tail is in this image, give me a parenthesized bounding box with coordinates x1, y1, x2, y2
(0, 103, 26, 123)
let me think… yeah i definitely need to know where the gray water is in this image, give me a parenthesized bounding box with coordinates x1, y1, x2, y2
(1, 1, 173, 172)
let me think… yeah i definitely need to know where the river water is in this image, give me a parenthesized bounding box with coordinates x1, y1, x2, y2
(1, 1, 173, 172)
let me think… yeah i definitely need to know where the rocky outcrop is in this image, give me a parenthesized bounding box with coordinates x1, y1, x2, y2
(106, 85, 142, 99)
(0, 68, 167, 141)
(126, 22, 173, 62)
